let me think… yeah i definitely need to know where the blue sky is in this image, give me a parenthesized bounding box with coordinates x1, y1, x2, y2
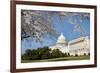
(21, 10, 90, 54)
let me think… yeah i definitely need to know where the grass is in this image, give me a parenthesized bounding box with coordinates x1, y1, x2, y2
(21, 55, 90, 63)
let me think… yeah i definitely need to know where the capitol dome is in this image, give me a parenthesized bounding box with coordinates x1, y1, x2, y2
(57, 33, 68, 44)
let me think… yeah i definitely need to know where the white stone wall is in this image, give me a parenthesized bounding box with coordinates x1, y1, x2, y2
(68, 36, 90, 56)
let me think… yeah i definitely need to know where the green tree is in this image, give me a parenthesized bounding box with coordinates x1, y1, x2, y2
(22, 49, 32, 60)
(31, 49, 39, 60)
(38, 46, 51, 59)
(51, 49, 63, 58)
(21, 47, 70, 60)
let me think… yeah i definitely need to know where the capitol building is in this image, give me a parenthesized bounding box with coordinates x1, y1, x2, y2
(50, 33, 90, 56)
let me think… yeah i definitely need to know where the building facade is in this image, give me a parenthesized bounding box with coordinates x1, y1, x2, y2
(50, 33, 90, 56)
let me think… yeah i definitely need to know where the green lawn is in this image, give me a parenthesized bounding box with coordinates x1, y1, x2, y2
(21, 55, 90, 63)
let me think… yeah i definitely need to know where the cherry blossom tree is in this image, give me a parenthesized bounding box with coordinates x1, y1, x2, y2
(21, 10, 90, 43)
